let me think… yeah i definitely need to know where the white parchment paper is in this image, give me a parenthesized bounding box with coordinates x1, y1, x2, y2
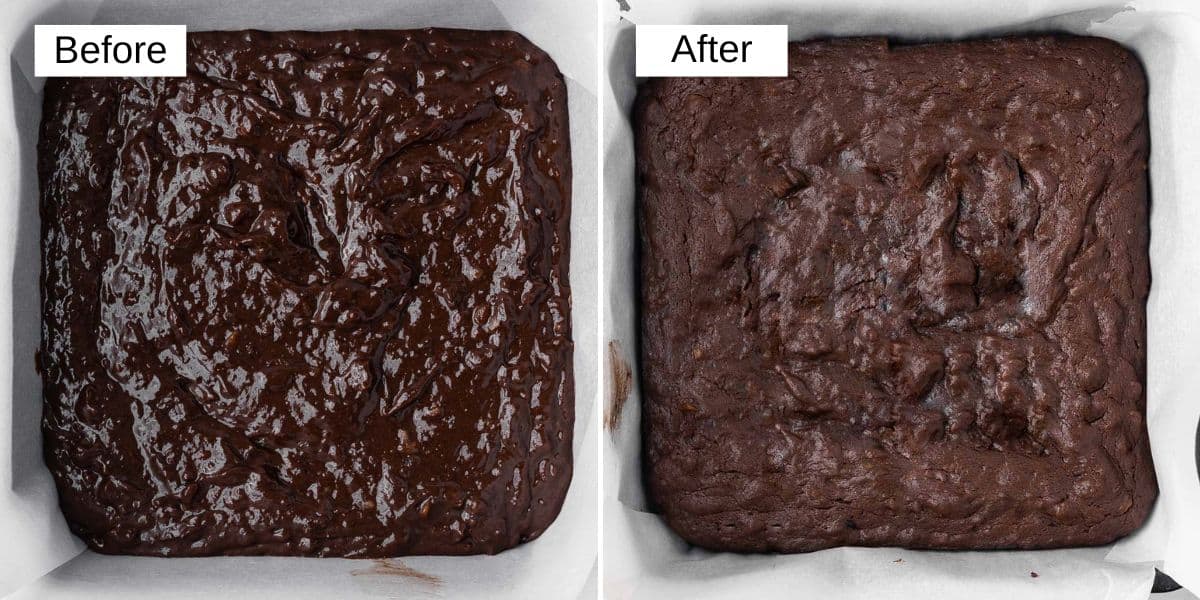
(602, 0, 1200, 598)
(0, 0, 598, 598)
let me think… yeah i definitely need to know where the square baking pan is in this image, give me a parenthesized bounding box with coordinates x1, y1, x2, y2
(0, 0, 599, 598)
(602, 0, 1200, 598)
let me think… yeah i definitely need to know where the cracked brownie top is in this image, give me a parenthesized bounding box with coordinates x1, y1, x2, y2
(637, 36, 1153, 552)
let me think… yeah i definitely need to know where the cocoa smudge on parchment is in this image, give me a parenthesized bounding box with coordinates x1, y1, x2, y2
(352, 559, 442, 587)
(606, 340, 633, 432)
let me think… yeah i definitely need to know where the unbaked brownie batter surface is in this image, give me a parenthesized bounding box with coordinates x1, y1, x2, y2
(39, 29, 573, 556)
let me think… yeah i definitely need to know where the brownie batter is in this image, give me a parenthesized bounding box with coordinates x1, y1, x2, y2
(637, 36, 1154, 552)
(39, 29, 573, 557)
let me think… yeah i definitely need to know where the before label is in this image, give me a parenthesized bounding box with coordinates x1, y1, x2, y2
(35, 25, 187, 77)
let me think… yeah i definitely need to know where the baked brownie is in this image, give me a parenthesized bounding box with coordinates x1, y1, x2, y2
(39, 29, 572, 557)
(637, 36, 1152, 552)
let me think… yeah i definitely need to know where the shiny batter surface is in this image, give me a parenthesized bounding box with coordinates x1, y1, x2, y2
(39, 29, 572, 556)
(637, 36, 1153, 552)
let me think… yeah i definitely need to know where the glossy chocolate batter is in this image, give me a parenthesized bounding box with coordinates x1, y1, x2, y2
(637, 36, 1154, 552)
(39, 29, 573, 557)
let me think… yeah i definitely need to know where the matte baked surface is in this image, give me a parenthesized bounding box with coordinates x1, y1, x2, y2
(636, 36, 1153, 552)
(39, 29, 572, 557)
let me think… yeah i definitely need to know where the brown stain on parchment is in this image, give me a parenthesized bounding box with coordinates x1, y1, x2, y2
(352, 559, 442, 587)
(606, 340, 633, 432)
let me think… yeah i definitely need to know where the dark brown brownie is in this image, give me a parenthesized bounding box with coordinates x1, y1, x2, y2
(39, 29, 572, 557)
(637, 36, 1153, 552)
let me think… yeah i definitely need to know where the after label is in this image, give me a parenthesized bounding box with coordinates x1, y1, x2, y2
(636, 25, 787, 77)
(671, 34, 753, 64)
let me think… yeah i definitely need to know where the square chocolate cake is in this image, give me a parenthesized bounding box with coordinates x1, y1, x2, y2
(39, 29, 572, 556)
(636, 36, 1153, 551)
